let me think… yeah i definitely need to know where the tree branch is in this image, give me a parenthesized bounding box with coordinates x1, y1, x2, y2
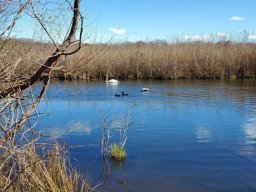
(0, 0, 82, 99)
(0, 0, 32, 37)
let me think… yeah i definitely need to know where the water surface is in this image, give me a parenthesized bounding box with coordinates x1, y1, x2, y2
(38, 79, 256, 192)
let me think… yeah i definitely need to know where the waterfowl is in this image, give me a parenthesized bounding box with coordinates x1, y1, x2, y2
(121, 91, 128, 96)
(115, 93, 121, 97)
(141, 88, 150, 92)
(106, 75, 119, 83)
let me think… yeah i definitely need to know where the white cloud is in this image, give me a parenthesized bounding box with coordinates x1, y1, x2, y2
(230, 16, 245, 21)
(184, 34, 211, 42)
(109, 27, 127, 36)
(183, 32, 256, 43)
(183, 33, 233, 42)
(216, 32, 232, 40)
(247, 34, 256, 40)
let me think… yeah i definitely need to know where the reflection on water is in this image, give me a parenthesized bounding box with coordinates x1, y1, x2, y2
(37, 79, 256, 192)
(244, 116, 256, 144)
(45, 121, 92, 137)
(196, 127, 212, 143)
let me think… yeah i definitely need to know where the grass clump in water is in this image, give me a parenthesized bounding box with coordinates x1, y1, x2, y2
(111, 144, 126, 161)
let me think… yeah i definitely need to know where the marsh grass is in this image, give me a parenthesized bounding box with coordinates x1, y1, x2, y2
(59, 41, 256, 80)
(2, 39, 256, 80)
(0, 140, 90, 192)
(110, 143, 126, 161)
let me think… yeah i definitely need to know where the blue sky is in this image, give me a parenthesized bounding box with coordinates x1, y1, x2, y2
(11, 0, 256, 42)
(82, 0, 256, 42)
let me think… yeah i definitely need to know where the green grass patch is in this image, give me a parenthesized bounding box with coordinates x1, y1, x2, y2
(111, 144, 126, 161)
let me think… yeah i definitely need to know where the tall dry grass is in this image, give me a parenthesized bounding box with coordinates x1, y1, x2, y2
(0, 39, 54, 80)
(60, 41, 256, 80)
(1, 39, 256, 80)
(0, 139, 90, 192)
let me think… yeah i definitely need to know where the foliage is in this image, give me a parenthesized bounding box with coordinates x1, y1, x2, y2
(110, 143, 126, 161)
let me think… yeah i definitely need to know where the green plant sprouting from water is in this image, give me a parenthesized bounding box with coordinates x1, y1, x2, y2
(101, 113, 131, 161)
(111, 143, 126, 161)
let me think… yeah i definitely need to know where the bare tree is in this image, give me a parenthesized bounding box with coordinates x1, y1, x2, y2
(0, 0, 83, 140)
(0, 1, 89, 191)
(1, 0, 83, 97)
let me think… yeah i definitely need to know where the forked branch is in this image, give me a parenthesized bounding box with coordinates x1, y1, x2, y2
(0, 0, 83, 99)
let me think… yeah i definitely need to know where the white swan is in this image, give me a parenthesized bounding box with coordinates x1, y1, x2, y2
(106, 75, 119, 83)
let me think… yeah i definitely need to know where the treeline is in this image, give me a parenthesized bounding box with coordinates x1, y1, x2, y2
(2, 39, 256, 80)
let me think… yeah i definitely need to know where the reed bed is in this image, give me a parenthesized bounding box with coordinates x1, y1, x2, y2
(0, 39, 53, 80)
(2, 39, 256, 80)
(56, 41, 256, 80)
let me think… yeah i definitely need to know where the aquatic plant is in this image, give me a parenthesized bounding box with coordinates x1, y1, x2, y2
(101, 113, 131, 160)
(111, 143, 127, 161)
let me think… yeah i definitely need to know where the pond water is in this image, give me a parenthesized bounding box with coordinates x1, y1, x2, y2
(38, 79, 256, 192)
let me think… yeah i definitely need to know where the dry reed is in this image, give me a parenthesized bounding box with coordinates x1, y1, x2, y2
(0, 139, 90, 192)
(59, 41, 256, 80)
(2, 39, 256, 81)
